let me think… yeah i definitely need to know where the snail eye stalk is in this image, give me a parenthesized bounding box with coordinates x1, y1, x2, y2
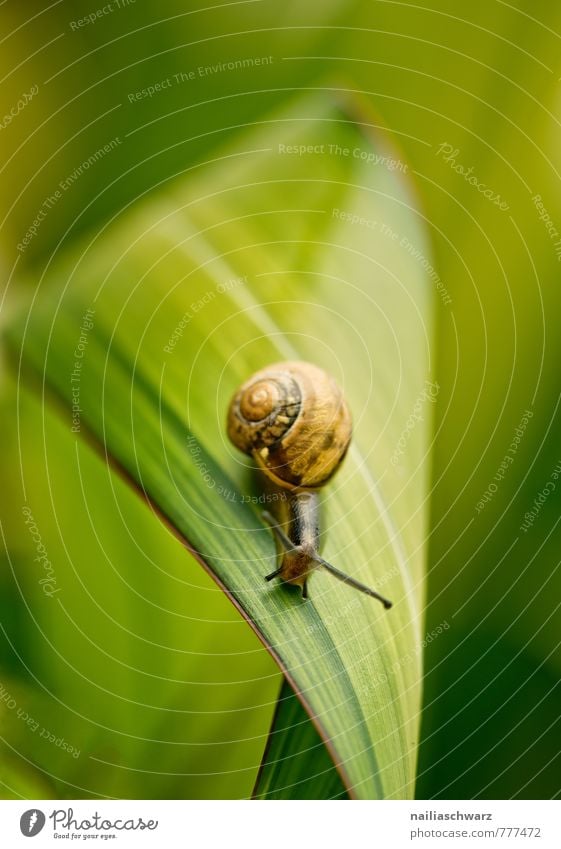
(261, 511, 392, 609)
(312, 554, 392, 609)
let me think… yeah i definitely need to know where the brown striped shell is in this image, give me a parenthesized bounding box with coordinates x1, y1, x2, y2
(226, 361, 352, 489)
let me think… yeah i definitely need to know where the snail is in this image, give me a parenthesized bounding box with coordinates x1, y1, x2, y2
(227, 361, 392, 607)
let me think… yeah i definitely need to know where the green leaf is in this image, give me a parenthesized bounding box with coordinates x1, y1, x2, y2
(253, 679, 345, 799)
(8, 91, 433, 798)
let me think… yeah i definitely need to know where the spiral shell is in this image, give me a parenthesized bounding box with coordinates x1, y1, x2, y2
(227, 361, 352, 489)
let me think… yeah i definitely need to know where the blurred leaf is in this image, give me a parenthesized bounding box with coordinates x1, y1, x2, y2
(0, 377, 280, 800)
(7, 92, 433, 798)
(328, 1, 561, 799)
(0, 749, 54, 800)
(417, 626, 561, 799)
(0, 0, 355, 269)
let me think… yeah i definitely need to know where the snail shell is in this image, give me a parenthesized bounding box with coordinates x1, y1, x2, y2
(227, 361, 352, 489)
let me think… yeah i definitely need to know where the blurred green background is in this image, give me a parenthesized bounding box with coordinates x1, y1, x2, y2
(1, 0, 560, 798)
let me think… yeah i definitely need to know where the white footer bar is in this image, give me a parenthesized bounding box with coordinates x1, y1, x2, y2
(1, 799, 559, 848)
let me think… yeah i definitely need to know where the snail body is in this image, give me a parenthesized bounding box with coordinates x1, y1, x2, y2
(227, 361, 391, 607)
